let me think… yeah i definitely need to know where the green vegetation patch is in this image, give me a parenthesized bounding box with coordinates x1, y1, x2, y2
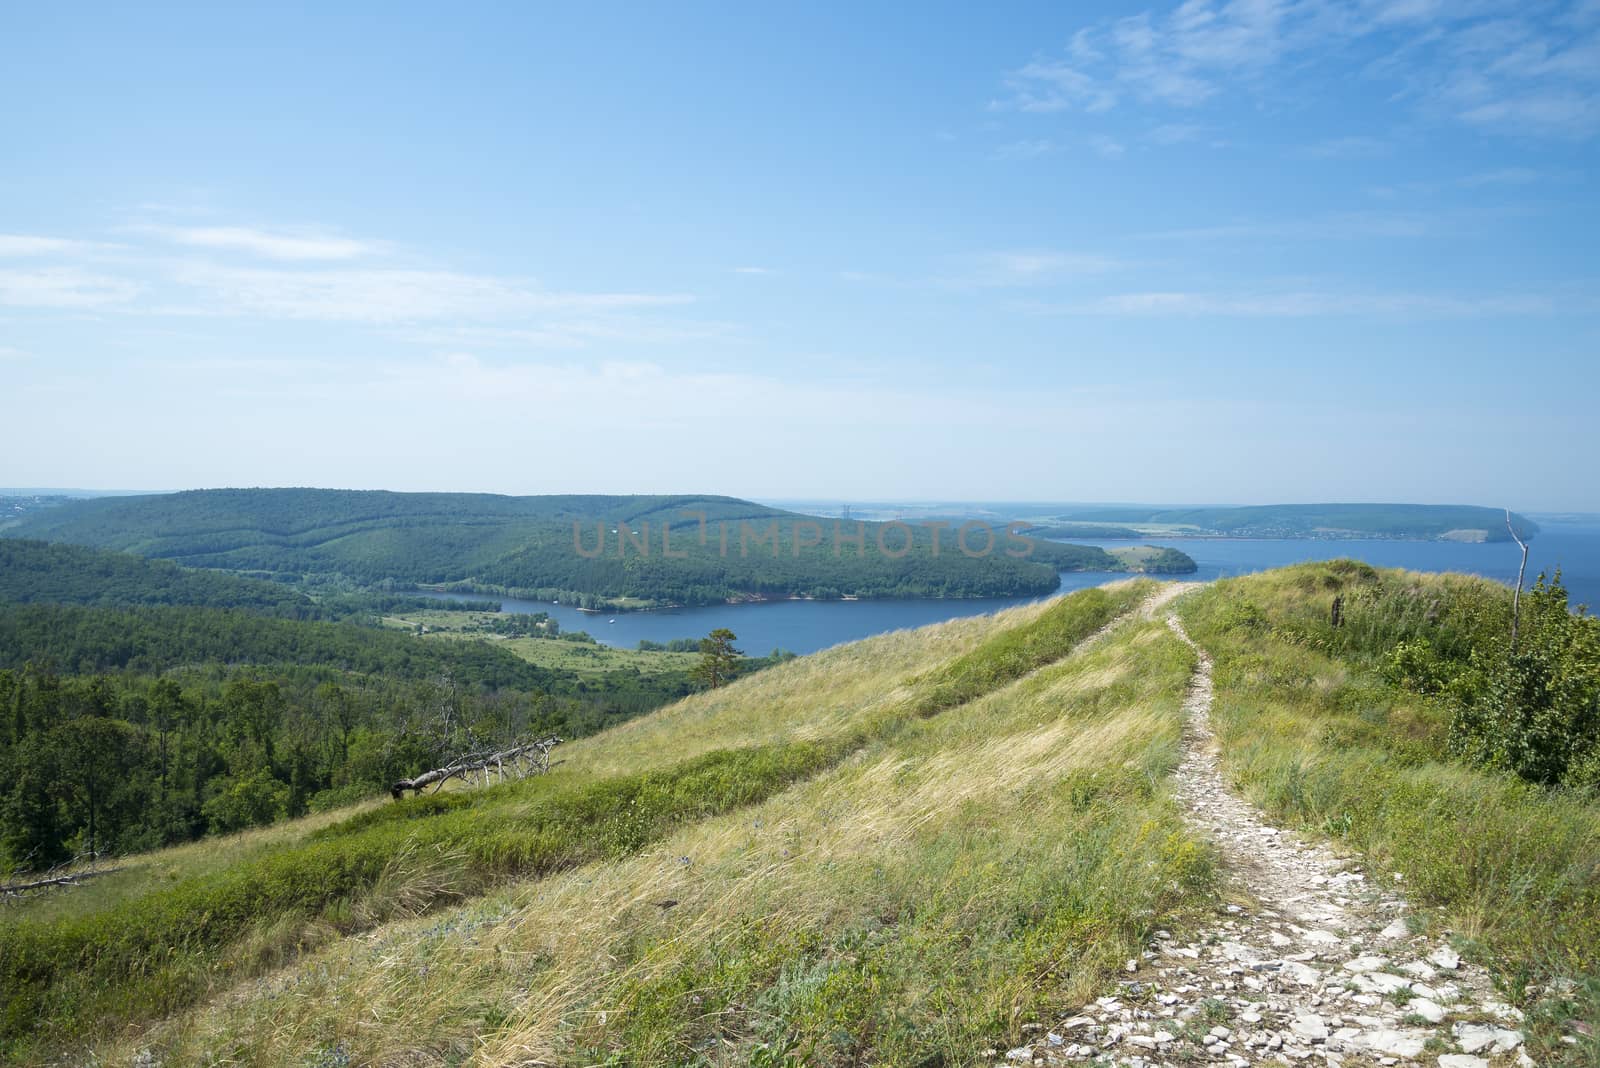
(0, 741, 843, 1058)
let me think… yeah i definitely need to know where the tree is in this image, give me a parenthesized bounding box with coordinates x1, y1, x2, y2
(693, 629, 743, 689)
(1449, 571, 1600, 786)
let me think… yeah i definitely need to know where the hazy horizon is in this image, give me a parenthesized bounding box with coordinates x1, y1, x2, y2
(0, 485, 1587, 518)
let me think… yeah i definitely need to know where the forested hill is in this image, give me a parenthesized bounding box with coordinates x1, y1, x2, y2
(4, 488, 1195, 608)
(1044, 503, 1539, 542)
(0, 540, 317, 614)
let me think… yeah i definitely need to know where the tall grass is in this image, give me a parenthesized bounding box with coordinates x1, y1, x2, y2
(92, 613, 1216, 1066)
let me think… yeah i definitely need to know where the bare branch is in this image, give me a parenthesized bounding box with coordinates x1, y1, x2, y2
(1506, 509, 1530, 654)
(390, 735, 563, 800)
(1, 867, 123, 898)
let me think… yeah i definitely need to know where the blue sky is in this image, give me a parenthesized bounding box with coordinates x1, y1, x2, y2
(2, 1, 1596, 508)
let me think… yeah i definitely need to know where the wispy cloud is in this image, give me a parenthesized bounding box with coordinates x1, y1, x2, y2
(1030, 287, 1561, 318)
(0, 220, 709, 352)
(1136, 209, 1447, 241)
(1145, 122, 1210, 144)
(161, 263, 693, 324)
(993, 138, 1059, 160)
(732, 266, 775, 275)
(0, 267, 140, 308)
(395, 318, 734, 350)
(1458, 166, 1542, 186)
(136, 225, 385, 261)
(0, 345, 34, 361)
(1300, 135, 1388, 158)
(954, 250, 1124, 288)
(996, 0, 1600, 139)
(1089, 134, 1127, 158)
(0, 234, 119, 258)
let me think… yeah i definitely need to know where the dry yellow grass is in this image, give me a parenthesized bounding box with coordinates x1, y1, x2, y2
(98, 596, 1213, 1067)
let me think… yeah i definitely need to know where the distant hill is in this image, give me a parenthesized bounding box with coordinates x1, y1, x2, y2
(0, 539, 318, 615)
(1046, 503, 1539, 542)
(4, 488, 1194, 608)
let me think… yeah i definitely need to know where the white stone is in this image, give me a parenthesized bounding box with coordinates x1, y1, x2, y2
(1437, 1057, 1489, 1068)
(1005, 1048, 1033, 1062)
(1355, 1029, 1430, 1058)
(1292, 1014, 1331, 1041)
(1428, 945, 1461, 970)
(1401, 960, 1438, 980)
(1368, 972, 1412, 994)
(1454, 1022, 1523, 1053)
(1409, 998, 1445, 1023)
(1481, 1000, 1525, 1022)
(1381, 918, 1410, 939)
(1284, 961, 1323, 985)
(1344, 955, 1391, 973)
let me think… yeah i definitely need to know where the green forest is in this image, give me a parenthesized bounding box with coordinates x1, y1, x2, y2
(0, 541, 782, 869)
(3, 489, 1195, 609)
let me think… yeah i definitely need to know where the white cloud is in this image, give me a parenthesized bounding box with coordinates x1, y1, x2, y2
(0, 345, 34, 361)
(993, 138, 1059, 160)
(1040, 287, 1557, 317)
(1145, 122, 1209, 144)
(732, 266, 774, 275)
(993, 60, 1119, 113)
(395, 318, 733, 351)
(958, 250, 1124, 288)
(1136, 209, 1440, 240)
(997, 0, 1600, 139)
(1089, 134, 1127, 158)
(162, 263, 692, 324)
(0, 234, 117, 257)
(0, 267, 140, 308)
(1457, 166, 1541, 185)
(1301, 135, 1388, 158)
(139, 225, 385, 261)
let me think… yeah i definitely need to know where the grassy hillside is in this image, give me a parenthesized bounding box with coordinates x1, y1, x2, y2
(2, 488, 1194, 609)
(0, 582, 1170, 1062)
(1048, 502, 1540, 542)
(4, 567, 1594, 1065)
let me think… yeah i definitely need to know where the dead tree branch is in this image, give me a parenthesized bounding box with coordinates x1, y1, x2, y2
(2, 852, 122, 900)
(1506, 508, 1530, 654)
(391, 735, 563, 800)
(1, 868, 123, 898)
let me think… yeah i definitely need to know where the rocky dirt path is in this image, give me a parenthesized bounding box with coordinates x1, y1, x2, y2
(998, 604, 1530, 1068)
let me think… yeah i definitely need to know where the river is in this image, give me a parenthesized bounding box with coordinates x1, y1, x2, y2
(412, 515, 1600, 656)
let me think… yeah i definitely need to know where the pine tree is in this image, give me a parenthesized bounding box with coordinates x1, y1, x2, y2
(693, 628, 743, 689)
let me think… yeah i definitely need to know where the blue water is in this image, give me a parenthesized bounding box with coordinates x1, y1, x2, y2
(413, 517, 1600, 656)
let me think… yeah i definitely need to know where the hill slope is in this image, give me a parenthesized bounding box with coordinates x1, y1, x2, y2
(4, 568, 1593, 1066)
(2, 488, 1194, 608)
(1046, 502, 1539, 541)
(0, 539, 318, 615)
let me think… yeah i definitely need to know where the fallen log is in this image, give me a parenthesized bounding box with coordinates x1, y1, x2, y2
(2, 866, 123, 898)
(391, 735, 562, 799)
